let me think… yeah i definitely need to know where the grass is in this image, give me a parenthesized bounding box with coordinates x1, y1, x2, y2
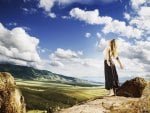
(26, 110, 46, 113)
(16, 79, 107, 112)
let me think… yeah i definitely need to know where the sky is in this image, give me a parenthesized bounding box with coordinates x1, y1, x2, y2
(0, 0, 149, 82)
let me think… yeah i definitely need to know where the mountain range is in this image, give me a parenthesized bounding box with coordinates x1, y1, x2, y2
(0, 63, 99, 86)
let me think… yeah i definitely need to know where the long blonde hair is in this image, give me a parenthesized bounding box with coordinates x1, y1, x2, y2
(109, 39, 118, 57)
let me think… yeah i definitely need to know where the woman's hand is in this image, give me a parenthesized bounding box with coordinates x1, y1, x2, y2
(107, 60, 111, 66)
(116, 57, 123, 69)
(120, 64, 124, 69)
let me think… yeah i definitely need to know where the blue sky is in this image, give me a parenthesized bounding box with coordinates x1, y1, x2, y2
(0, 0, 127, 54)
(0, 0, 149, 82)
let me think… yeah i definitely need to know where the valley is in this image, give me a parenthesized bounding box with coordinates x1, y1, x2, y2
(16, 79, 107, 112)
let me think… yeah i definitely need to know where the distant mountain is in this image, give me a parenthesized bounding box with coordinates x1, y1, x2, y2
(0, 63, 98, 86)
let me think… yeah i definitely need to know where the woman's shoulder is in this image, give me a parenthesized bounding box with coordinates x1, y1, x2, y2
(103, 45, 110, 54)
(105, 45, 111, 51)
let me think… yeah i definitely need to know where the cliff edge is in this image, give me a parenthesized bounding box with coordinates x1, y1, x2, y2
(56, 77, 150, 113)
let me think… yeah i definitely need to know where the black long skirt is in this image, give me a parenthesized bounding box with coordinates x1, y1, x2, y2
(104, 60, 119, 90)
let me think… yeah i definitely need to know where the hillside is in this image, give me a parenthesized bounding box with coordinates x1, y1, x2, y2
(0, 72, 107, 112)
(0, 63, 96, 86)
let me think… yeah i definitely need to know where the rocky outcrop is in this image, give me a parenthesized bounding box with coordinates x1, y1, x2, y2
(116, 77, 147, 97)
(56, 77, 150, 113)
(0, 72, 26, 113)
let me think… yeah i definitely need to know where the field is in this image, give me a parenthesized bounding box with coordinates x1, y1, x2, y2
(16, 79, 107, 112)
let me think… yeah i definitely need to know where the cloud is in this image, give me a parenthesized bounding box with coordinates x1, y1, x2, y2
(69, 8, 99, 24)
(48, 60, 103, 80)
(22, 7, 37, 14)
(69, 2, 150, 39)
(96, 32, 101, 38)
(129, 7, 150, 35)
(96, 37, 108, 52)
(7, 22, 30, 31)
(39, 0, 55, 12)
(48, 12, 56, 18)
(38, 0, 56, 18)
(123, 12, 130, 20)
(81, 58, 102, 68)
(118, 39, 150, 72)
(38, 47, 51, 54)
(70, 8, 112, 25)
(0, 22, 41, 67)
(127, 0, 150, 38)
(138, 6, 150, 17)
(49, 60, 64, 67)
(50, 48, 101, 68)
(70, 8, 142, 39)
(7, 22, 17, 26)
(22, 26, 31, 31)
(130, 0, 148, 9)
(102, 20, 142, 39)
(85, 32, 91, 38)
(38, 0, 120, 19)
(77, 51, 83, 55)
(61, 16, 71, 19)
(48, 48, 104, 79)
(49, 48, 81, 62)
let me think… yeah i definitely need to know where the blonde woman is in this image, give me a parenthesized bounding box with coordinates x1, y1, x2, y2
(104, 39, 123, 96)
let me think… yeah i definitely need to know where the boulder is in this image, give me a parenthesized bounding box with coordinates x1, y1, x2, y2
(116, 77, 147, 97)
(0, 72, 26, 113)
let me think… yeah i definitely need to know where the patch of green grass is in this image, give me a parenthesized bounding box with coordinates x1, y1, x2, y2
(16, 80, 107, 111)
(27, 110, 46, 113)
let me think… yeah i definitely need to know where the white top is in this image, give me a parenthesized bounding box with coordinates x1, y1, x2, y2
(103, 45, 118, 61)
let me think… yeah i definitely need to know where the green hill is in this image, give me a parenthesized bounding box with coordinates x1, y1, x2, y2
(0, 63, 96, 86)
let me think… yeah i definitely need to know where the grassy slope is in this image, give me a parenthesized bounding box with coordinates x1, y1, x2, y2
(16, 79, 107, 112)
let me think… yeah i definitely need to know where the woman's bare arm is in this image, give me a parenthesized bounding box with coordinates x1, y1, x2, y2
(116, 57, 123, 69)
(107, 48, 111, 66)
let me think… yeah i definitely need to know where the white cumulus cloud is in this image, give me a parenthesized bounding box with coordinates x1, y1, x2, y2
(70, 8, 112, 25)
(48, 48, 104, 79)
(130, 0, 148, 9)
(70, 8, 142, 39)
(39, 0, 55, 12)
(102, 20, 142, 39)
(38, 0, 56, 18)
(50, 48, 81, 61)
(129, 0, 150, 38)
(0, 22, 41, 67)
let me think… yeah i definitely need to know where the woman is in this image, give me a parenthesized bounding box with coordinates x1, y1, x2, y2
(104, 39, 123, 96)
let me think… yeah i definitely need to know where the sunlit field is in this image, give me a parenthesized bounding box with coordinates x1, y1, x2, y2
(16, 79, 107, 112)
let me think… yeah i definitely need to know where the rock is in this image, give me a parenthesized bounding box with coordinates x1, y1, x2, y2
(0, 72, 26, 113)
(56, 77, 150, 113)
(116, 77, 147, 97)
